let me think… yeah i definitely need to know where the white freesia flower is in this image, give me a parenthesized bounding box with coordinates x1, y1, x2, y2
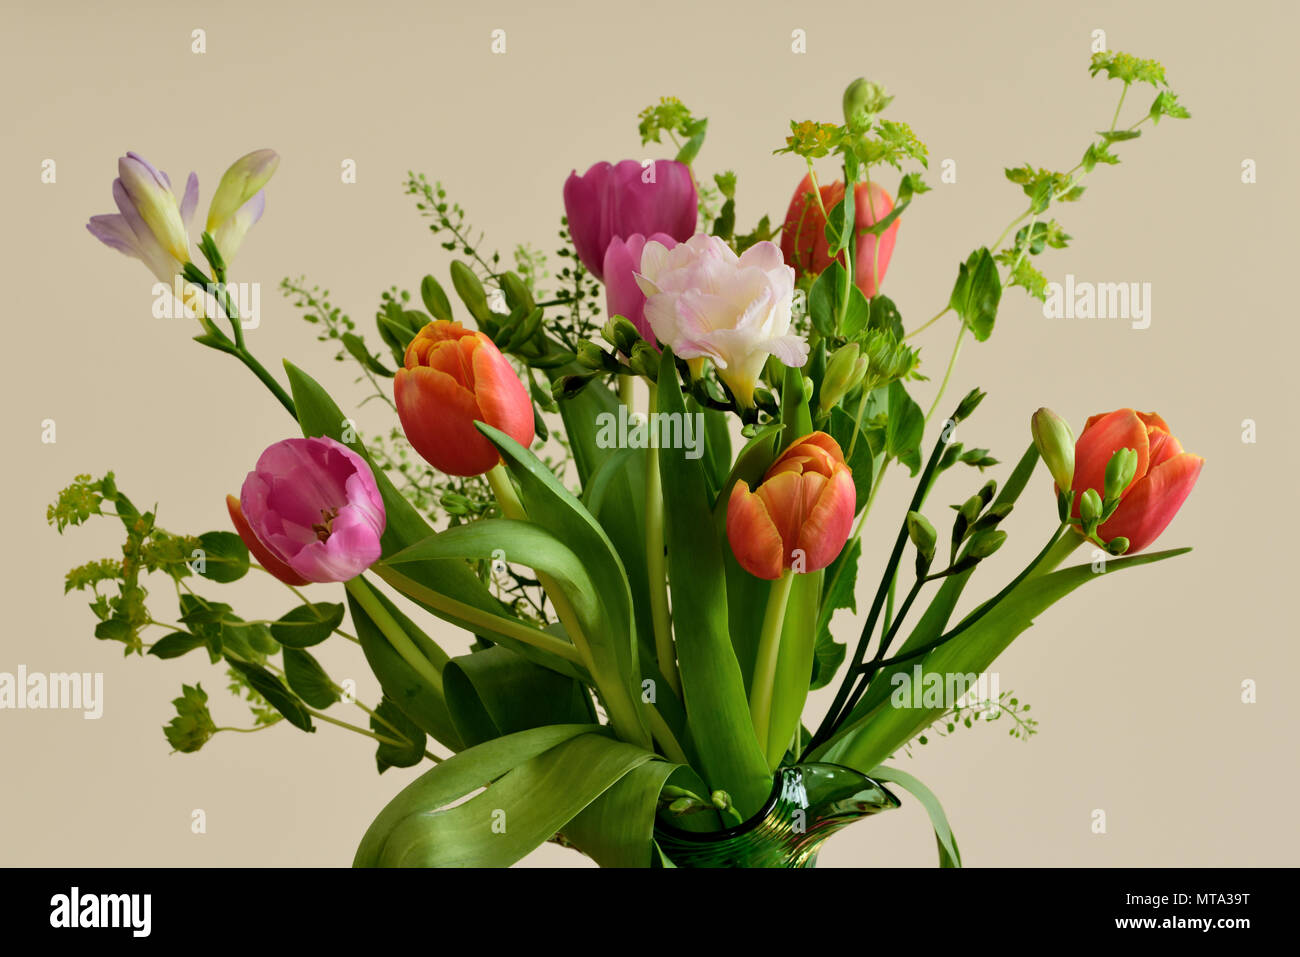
(635, 234, 808, 406)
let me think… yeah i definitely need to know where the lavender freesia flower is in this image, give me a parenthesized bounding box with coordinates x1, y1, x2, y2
(207, 149, 279, 263)
(237, 436, 386, 583)
(87, 152, 197, 282)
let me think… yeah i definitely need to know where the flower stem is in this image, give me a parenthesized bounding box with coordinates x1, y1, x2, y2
(748, 569, 795, 755)
(643, 383, 681, 698)
(924, 323, 966, 424)
(344, 577, 444, 694)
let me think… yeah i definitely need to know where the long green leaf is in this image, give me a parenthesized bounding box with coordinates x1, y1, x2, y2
(354, 724, 601, 866)
(869, 765, 961, 867)
(656, 348, 771, 816)
(561, 758, 681, 867)
(823, 547, 1192, 770)
(366, 732, 659, 867)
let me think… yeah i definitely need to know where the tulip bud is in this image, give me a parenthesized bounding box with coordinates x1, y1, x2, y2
(394, 320, 535, 476)
(727, 433, 856, 580)
(1103, 447, 1139, 507)
(907, 510, 938, 574)
(1031, 408, 1076, 492)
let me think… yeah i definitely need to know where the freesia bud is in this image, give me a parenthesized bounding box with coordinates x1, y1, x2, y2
(232, 436, 385, 584)
(636, 234, 808, 408)
(207, 149, 279, 233)
(1068, 409, 1204, 553)
(394, 320, 535, 476)
(966, 529, 1007, 560)
(87, 152, 198, 282)
(563, 160, 697, 280)
(727, 432, 855, 580)
(1079, 488, 1103, 533)
(1103, 447, 1139, 505)
(1031, 407, 1076, 493)
(819, 342, 868, 414)
(1104, 537, 1130, 556)
(906, 510, 937, 573)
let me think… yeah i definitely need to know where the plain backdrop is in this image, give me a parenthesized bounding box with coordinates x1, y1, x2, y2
(2, 0, 1296, 866)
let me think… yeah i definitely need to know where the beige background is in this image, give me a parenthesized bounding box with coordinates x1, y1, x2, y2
(2, 0, 1296, 866)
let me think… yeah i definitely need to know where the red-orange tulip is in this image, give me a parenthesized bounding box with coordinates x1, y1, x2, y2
(779, 173, 898, 299)
(1069, 409, 1203, 553)
(727, 432, 856, 580)
(394, 321, 535, 477)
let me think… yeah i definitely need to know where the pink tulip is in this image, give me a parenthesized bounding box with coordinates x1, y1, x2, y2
(603, 233, 677, 343)
(1069, 409, 1203, 554)
(234, 436, 386, 583)
(563, 160, 698, 280)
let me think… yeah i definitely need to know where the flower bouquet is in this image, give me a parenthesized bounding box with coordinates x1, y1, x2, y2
(57, 49, 1201, 868)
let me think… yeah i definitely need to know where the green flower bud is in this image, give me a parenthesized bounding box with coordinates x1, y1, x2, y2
(1079, 487, 1103, 533)
(842, 78, 894, 129)
(966, 529, 1008, 560)
(953, 388, 987, 423)
(1104, 536, 1130, 556)
(978, 479, 998, 508)
(1103, 447, 1139, 504)
(602, 315, 643, 355)
(710, 790, 733, 812)
(576, 340, 612, 370)
(1030, 408, 1076, 492)
(819, 343, 867, 414)
(627, 340, 659, 379)
(907, 510, 938, 572)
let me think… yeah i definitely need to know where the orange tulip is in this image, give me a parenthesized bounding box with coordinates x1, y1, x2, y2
(1069, 409, 1203, 553)
(394, 321, 535, 477)
(779, 173, 898, 298)
(727, 432, 856, 580)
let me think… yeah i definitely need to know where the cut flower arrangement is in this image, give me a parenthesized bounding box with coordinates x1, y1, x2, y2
(56, 50, 1201, 867)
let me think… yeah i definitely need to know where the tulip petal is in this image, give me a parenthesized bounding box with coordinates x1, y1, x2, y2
(726, 482, 786, 581)
(395, 366, 501, 477)
(469, 333, 536, 449)
(1099, 452, 1203, 553)
(795, 468, 856, 572)
(226, 494, 310, 586)
(1071, 408, 1149, 505)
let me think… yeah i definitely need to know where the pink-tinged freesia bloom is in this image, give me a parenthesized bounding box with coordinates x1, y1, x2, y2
(234, 436, 386, 583)
(1068, 409, 1203, 553)
(563, 159, 697, 280)
(727, 432, 856, 580)
(603, 232, 677, 343)
(635, 234, 808, 407)
(87, 152, 197, 282)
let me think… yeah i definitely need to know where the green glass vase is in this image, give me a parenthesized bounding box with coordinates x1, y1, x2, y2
(653, 763, 900, 868)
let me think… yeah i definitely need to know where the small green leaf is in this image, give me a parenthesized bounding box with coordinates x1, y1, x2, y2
(192, 531, 249, 583)
(226, 657, 314, 731)
(283, 647, 339, 709)
(148, 632, 206, 660)
(270, 602, 345, 649)
(948, 247, 1002, 342)
(372, 697, 427, 773)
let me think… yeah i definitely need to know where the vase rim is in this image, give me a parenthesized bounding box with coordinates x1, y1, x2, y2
(654, 761, 896, 845)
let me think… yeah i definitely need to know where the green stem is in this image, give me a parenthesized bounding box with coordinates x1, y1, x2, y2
(344, 577, 444, 694)
(371, 564, 581, 666)
(906, 305, 951, 339)
(748, 569, 795, 754)
(307, 707, 418, 751)
(643, 383, 681, 697)
(618, 374, 634, 408)
(924, 324, 966, 424)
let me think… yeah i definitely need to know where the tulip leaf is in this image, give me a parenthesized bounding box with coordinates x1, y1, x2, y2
(561, 756, 683, 867)
(473, 427, 649, 747)
(225, 657, 313, 732)
(656, 347, 772, 817)
(822, 545, 1192, 770)
(442, 643, 596, 749)
(347, 578, 462, 752)
(810, 537, 859, 690)
(354, 723, 604, 866)
(282, 647, 339, 709)
(270, 602, 344, 649)
(828, 405, 876, 512)
(194, 530, 249, 583)
(359, 729, 658, 867)
(948, 247, 1002, 342)
(713, 423, 784, 691)
(765, 568, 824, 767)
(869, 765, 961, 867)
(780, 363, 813, 451)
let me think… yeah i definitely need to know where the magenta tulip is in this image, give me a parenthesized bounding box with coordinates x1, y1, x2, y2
(603, 232, 677, 343)
(235, 436, 386, 583)
(563, 160, 697, 280)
